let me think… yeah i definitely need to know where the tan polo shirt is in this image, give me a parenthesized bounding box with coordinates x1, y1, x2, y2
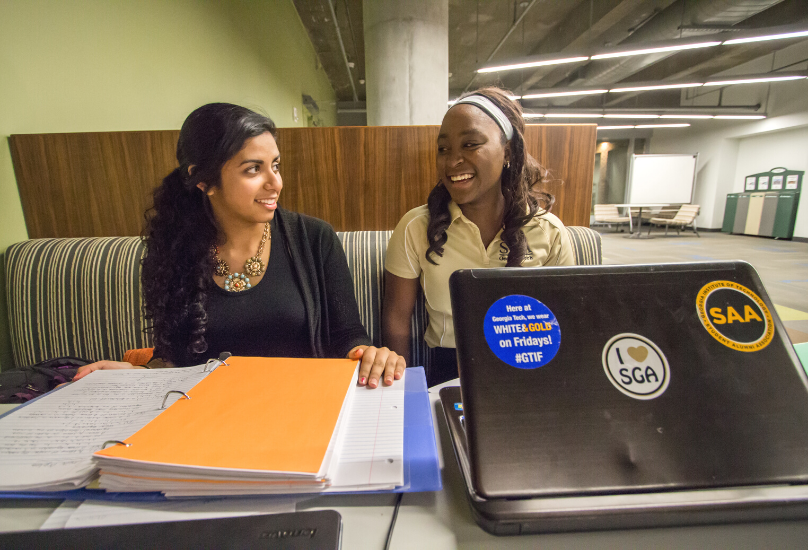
(386, 201, 575, 349)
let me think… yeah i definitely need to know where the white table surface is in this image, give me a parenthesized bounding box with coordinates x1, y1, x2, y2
(3, 395, 808, 549)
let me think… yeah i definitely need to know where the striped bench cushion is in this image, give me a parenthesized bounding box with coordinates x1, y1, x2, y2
(336, 231, 429, 370)
(4, 227, 600, 370)
(5, 237, 149, 367)
(566, 226, 602, 266)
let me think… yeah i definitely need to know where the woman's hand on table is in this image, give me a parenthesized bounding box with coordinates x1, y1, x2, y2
(73, 361, 142, 381)
(348, 346, 406, 389)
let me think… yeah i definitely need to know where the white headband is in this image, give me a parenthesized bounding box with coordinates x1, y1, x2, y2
(453, 95, 514, 141)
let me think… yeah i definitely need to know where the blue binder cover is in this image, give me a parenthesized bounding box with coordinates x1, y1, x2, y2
(397, 365, 442, 493)
(0, 367, 441, 501)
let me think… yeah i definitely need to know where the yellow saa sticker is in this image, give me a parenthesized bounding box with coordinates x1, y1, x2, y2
(696, 280, 774, 352)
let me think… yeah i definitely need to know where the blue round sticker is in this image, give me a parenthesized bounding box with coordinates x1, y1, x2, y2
(483, 295, 561, 369)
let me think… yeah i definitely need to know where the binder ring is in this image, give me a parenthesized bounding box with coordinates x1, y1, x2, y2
(101, 440, 131, 449)
(161, 390, 191, 409)
(203, 352, 232, 372)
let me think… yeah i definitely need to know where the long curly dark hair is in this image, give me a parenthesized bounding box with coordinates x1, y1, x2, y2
(425, 87, 554, 267)
(141, 103, 277, 365)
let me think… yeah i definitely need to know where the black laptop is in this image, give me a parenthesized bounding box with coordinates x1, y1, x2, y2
(0, 510, 342, 549)
(441, 261, 808, 535)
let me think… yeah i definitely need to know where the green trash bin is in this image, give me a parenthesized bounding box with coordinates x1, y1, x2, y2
(722, 193, 738, 233)
(772, 191, 800, 239)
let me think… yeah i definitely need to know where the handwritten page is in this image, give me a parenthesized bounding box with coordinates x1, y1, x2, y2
(0, 366, 209, 491)
(60, 497, 298, 529)
(327, 372, 405, 491)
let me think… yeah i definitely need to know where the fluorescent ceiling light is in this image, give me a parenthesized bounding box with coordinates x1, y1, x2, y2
(660, 114, 715, 119)
(609, 82, 702, 93)
(477, 56, 588, 73)
(635, 123, 691, 128)
(703, 75, 806, 86)
(543, 113, 604, 118)
(723, 29, 808, 45)
(450, 97, 520, 105)
(603, 114, 660, 118)
(591, 41, 720, 60)
(529, 112, 764, 120)
(597, 124, 690, 130)
(520, 72, 805, 100)
(522, 89, 607, 99)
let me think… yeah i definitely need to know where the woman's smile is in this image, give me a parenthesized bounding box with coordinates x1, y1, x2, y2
(255, 197, 278, 210)
(448, 173, 474, 183)
(445, 172, 476, 192)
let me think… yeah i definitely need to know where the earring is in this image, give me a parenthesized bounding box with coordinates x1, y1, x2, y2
(504, 161, 510, 169)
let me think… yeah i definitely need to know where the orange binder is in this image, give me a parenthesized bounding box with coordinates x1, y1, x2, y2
(94, 357, 358, 476)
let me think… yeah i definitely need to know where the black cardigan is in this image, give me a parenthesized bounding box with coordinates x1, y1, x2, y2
(274, 207, 371, 358)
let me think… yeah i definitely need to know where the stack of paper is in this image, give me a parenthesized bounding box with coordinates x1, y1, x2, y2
(0, 366, 209, 492)
(0, 357, 405, 496)
(95, 357, 359, 494)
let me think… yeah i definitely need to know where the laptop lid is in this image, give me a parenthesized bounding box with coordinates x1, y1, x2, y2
(449, 261, 808, 500)
(0, 510, 342, 550)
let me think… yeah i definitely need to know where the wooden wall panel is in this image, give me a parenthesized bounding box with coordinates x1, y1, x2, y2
(277, 126, 441, 232)
(10, 131, 179, 238)
(10, 124, 595, 238)
(525, 124, 598, 227)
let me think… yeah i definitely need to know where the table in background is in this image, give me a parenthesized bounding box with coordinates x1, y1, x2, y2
(614, 204, 669, 239)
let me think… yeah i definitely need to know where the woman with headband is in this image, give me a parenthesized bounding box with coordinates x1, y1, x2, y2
(382, 87, 574, 387)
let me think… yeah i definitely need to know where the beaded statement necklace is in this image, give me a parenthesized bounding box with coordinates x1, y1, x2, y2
(212, 222, 271, 292)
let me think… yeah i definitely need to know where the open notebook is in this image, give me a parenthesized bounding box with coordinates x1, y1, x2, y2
(0, 357, 404, 496)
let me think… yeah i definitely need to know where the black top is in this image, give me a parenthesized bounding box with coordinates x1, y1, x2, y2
(187, 208, 371, 366)
(205, 218, 310, 358)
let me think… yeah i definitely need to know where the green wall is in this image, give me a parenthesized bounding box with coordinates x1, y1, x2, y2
(0, 0, 336, 370)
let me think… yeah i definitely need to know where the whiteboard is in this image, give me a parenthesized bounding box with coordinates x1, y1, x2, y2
(627, 154, 697, 204)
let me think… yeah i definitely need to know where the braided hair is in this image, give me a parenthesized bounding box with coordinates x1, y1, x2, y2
(425, 87, 554, 267)
(141, 103, 277, 365)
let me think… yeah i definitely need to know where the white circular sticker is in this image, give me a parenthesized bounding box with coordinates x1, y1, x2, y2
(602, 333, 670, 400)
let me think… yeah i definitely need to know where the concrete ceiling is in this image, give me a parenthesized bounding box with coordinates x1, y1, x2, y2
(293, 0, 366, 103)
(294, 0, 808, 111)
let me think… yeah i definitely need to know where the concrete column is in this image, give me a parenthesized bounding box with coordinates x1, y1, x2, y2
(364, 0, 448, 126)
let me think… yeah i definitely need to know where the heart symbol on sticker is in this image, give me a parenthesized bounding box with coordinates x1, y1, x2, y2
(627, 346, 648, 362)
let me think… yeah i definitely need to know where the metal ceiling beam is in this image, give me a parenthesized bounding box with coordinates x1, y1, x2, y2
(327, 0, 359, 102)
(514, 0, 675, 92)
(598, 2, 808, 108)
(557, 0, 785, 91)
(461, 0, 539, 94)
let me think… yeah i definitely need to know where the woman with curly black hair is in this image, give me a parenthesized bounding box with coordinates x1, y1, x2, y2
(75, 103, 404, 388)
(383, 87, 573, 387)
